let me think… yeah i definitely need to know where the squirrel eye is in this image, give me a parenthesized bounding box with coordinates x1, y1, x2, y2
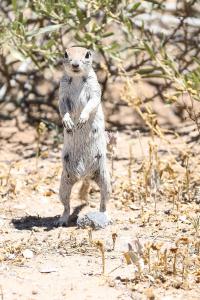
(85, 51, 91, 59)
(64, 52, 69, 59)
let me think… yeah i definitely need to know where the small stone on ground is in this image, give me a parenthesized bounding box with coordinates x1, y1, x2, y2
(77, 211, 112, 229)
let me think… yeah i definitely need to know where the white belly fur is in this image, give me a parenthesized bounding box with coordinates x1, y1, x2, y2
(62, 106, 106, 179)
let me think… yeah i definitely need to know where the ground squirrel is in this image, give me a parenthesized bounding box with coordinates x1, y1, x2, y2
(58, 46, 111, 226)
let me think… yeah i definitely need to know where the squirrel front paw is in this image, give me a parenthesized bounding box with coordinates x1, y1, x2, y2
(77, 111, 89, 129)
(62, 113, 74, 131)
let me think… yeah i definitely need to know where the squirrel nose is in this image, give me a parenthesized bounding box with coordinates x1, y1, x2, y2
(72, 63, 79, 68)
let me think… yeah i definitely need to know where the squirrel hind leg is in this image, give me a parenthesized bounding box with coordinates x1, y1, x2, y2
(93, 167, 111, 213)
(79, 179, 90, 204)
(56, 171, 74, 227)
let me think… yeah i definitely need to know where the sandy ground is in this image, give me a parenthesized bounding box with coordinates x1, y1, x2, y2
(0, 117, 200, 300)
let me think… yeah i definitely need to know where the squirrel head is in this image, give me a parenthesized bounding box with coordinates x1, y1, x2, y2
(63, 47, 93, 77)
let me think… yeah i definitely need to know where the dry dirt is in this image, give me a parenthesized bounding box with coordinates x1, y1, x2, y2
(0, 115, 200, 300)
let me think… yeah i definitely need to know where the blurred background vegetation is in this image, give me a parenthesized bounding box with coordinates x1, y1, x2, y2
(0, 0, 200, 137)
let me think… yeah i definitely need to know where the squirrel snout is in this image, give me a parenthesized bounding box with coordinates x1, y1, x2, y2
(72, 62, 80, 68)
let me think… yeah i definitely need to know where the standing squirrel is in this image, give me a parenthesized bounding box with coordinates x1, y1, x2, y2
(58, 46, 111, 226)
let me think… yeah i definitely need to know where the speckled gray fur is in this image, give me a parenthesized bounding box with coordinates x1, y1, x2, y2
(58, 47, 111, 226)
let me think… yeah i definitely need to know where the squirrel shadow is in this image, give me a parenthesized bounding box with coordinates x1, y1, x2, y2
(12, 204, 86, 231)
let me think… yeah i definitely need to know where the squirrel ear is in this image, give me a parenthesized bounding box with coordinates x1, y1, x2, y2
(85, 51, 91, 59)
(64, 51, 69, 59)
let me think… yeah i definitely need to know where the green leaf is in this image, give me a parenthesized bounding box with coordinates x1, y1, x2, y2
(18, 12, 23, 23)
(12, 0, 17, 12)
(102, 32, 114, 38)
(143, 42, 155, 59)
(129, 2, 141, 11)
(9, 48, 26, 61)
(26, 24, 64, 37)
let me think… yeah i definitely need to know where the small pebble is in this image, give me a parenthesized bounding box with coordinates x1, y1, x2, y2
(39, 266, 57, 273)
(32, 290, 38, 295)
(22, 249, 34, 259)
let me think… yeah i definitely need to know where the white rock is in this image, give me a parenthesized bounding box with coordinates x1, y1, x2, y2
(22, 249, 34, 259)
(0, 218, 4, 227)
(179, 215, 187, 222)
(7, 253, 16, 260)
